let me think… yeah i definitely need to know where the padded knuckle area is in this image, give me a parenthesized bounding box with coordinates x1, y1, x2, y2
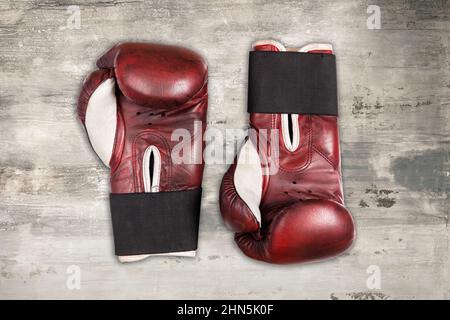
(111, 43, 207, 109)
(267, 200, 355, 263)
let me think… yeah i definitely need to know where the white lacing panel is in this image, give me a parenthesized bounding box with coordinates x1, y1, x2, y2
(281, 114, 300, 152)
(142, 145, 161, 193)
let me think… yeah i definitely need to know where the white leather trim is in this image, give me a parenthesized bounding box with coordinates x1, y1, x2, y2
(298, 43, 333, 53)
(85, 78, 117, 168)
(252, 41, 333, 54)
(281, 114, 300, 152)
(142, 146, 161, 192)
(118, 250, 196, 263)
(252, 39, 286, 51)
(233, 139, 263, 225)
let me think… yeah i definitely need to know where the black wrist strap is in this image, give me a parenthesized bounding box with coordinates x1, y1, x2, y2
(248, 51, 338, 115)
(110, 188, 201, 256)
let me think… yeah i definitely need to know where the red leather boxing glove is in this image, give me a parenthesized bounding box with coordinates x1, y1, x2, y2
(220, 40, 355, 264)
(78, 43, 208, 262)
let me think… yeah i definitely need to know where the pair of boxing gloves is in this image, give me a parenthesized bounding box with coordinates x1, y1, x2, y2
(78, 40, 355, 264)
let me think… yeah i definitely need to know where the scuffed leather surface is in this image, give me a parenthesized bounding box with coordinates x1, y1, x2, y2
(219, 44, 354, 264)
(97, 43, 207, 109)
(253, 113, 345, 212)
(79, 42, 208, 194)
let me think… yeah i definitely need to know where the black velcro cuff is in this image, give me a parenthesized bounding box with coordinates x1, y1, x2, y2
(110, 188, 201, 256)
(248, 51, 338, 115)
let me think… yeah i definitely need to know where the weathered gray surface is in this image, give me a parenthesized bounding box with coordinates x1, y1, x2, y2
(0, 0, 449, 299)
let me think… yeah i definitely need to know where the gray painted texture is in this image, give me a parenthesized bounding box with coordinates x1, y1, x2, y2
(0, 0, 449, 299)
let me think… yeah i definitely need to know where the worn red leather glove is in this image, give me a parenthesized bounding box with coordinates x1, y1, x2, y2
(220, 40, 355, 264)
(78, 43, 208, 262)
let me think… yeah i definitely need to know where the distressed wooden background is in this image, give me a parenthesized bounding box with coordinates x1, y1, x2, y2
(0, 0, 449, 299)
